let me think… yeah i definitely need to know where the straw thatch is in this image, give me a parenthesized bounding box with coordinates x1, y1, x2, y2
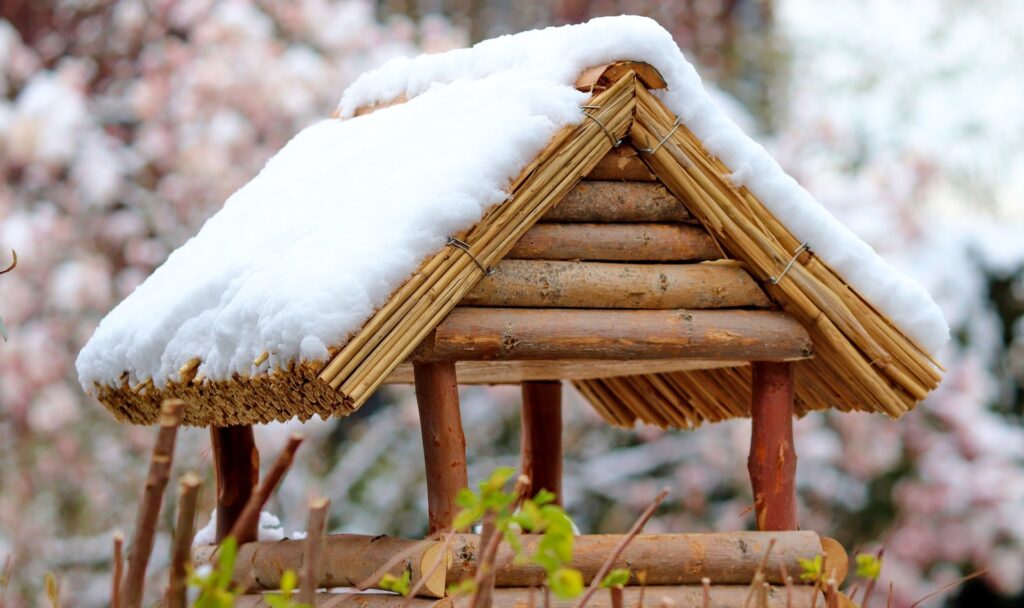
(93, 62, 942, 427)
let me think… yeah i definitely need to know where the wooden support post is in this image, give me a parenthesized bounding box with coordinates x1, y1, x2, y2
(520, 381, 563, 504)
(210, 425, 259, 543)
(748, 362, 798, 531)
(413, 362, 468, 535)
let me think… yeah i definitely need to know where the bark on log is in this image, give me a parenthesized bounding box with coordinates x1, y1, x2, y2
(386, 360, 741, 385)
(193, 535, 449, 598)
(445, 531, 836, 587)
(414, 362, 469, 535)
(211, 425, 259, 543)
(233, 594, 451, 608)
(508, 223, 720, 262)
(748, 362, 799, 532)
(545, 182, 686, 222)
(411, 308, 814, 362)
(462, 260, 770, 310)
(520, 382, 563, 503)
(581, 150, 657, 182)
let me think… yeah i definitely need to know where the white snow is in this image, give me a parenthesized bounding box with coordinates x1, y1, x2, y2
(78, 16, 948, 394)
(192, 509, 287, 546)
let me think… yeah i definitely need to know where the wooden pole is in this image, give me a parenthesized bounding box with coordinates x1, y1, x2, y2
(300, 497, 331, 606)
(227, 433, 304, 545)
(121, 399, 184, 608)
(413, 362, 468, 535)
(748, 362, 798, 531)
(210, 425, 259, 543)
(520, 381, 563, 504)
(166, 472, 201, 608)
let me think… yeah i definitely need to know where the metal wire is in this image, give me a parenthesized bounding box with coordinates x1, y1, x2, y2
(638, 116, 682, 155)
(769, 242, 810, 284)
(445, 236, 494, 276)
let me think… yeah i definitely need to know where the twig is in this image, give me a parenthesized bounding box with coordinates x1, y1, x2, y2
(779, 562, 793, 608)
(574, 487, 670, 608)
(701, 577, 711, 608)
(636, 570, 648, 608)
(1, 554, 13, 608)
(862, 548, 884, 608)
(908, 570, 986, 608)
(807, 553, 828, 608)
(401, 532, 454, 608)
(610, 585, 624, 608)
(166, 472, 201, 608)
(825, 579, 838, 608)
(0, 250, 15, 275)
(226, 433, 304, 544)
(111, 532, 124, 608)
(300, 496, 330, 606)
(528, 586, 537, 608)
(121, 399, 185, 608)
(470, 475, 531, 608)
(745, 536, 774, 605)
(886, 582, 893, 608)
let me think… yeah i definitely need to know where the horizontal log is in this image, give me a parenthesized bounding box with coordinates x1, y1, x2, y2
(462, 260, 770, 309)
(508, 223, 719, 261)
(447, 531, 836, 587)
(489, 586, 823, 608)
(384, 359, 743, 384)
(194, 535, 447, 598)
(234, 594, 450, 608)
(545, 181, 689, 222)
(411, 308, 814, 362)
(582, 148, 658, 181)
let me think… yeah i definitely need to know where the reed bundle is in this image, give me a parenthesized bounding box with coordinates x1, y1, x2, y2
(316, 72, 639, 411)
(601, 85, 942, 420)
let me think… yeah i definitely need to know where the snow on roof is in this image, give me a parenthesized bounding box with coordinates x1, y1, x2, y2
(77, 15, 948, 395)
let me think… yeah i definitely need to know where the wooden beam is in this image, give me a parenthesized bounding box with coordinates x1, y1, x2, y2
(582, 147, 658, 182)
(411, 308, 814, 362)
(508, 223, 720, 261)
(575, 61, 667, 92)
(210, 426, 259, 543)
(413, 362, 468, 535)
(520, 381, 563, 504)
(385, 359, 743, 385)
(462, 260, 771, 309)
(748, 362, 799, 531)
(544, 181, 686, 222)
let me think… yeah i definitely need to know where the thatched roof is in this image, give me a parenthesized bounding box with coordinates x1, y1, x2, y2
(78, 17, 945, 427)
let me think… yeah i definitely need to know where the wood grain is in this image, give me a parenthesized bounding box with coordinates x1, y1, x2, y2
(508, 223, 720, 261)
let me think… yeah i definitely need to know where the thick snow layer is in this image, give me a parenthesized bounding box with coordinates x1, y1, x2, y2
(78, 16, 947, 393)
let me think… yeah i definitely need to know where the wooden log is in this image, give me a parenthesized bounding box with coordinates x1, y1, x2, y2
(414, 362, 468, 535)
(411, 308, 814, 362)
(582, 150, 658, 182)
(462, 260, 770, 310)
(508, 223, 719, 262)
(300, 497, 331, 606)
(444, 531, 838, 587)
(121, 400, 184, 608)
(193, 535, 449, 598)
(520, 381, 563, 503)
(211, 425, 259, 543)
(386, 360, 741, 385)
(233, 594, 451, 608)
(545, 182, 686, 221)
(487, 586, 819, 608)
(749, 362, 798, 531)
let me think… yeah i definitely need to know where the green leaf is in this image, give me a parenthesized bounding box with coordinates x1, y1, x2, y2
(455, 488, 479, 509)
(452, 506, 481, 531)
(548, 567, 584, 599)
(380, 571, 412, 596)
(532, 489, 556, 506)
(481, 467, 517, 493)
(600, 568, 631, 589)
(798, 555, 823, 582)
(855, 553, 883, 580)
(447, 578, 478, 596)
(44, 572, 59, 608)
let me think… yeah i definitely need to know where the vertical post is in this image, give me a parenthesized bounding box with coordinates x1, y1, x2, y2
(210, 425, 259, 542)
(520, 380, 563, 504)
(413, 361, 468, 535)
(748, 362, 798, 531)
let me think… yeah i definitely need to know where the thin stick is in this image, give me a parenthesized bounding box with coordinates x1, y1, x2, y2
(1, 554, 13, 608)
(886, 582, 893, 608)
(636, 571, 648, 608)
(300, 496, 330, 606)
(121, 399, 185, 608)
(401, 532, 453, 608)
(701, 578, 711, 608)
(111, 533, 124, 608)
(470, 476, 531, 608)
(825, 579, 838, 608)
(908, 570, 986, 608)
(166, 472, 201, 608)
(778, 561, 793, 608)
(743, 539, 777, 608)
(861, 548, 884, 608)
(574, 487, 670, 608)
(225, 433, 304, 544)
(610, 585, 624, 608)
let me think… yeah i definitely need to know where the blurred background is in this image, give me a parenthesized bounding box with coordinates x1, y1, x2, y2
(1, 0, 1022, 606)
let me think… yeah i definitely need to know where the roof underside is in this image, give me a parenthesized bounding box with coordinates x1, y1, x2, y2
(91, 65, 942, 428)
